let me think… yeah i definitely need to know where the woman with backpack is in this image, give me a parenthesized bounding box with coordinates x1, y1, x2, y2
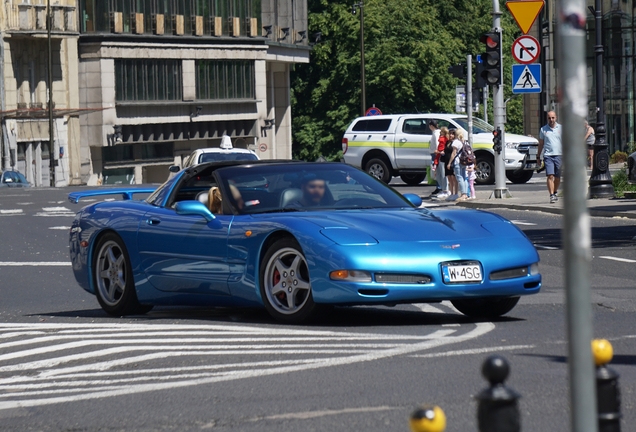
(444, 129, 458, 200)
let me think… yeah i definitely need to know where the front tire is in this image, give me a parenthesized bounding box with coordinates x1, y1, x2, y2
(365, 158, 391, 183)
(400, 173, 427, 186)
(506, 170, 534, 184)
(260, 238, 318, 323)
(93, 233, 152, 316)
(451, 297, 520, 318)
(475, 154, 495, 185)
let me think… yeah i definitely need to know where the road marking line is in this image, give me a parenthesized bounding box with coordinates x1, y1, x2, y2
(410, 344, 535, 358)
(16, 202, 33, 205)
(0, 209, 23, 214)
(252, 405, 398, 421)
(0, 262, 70, 267)
(0, 323, 494, 410)
(42, 207, 71, 212)
(534, 244, 559, 250)
(598, 256, 636, 263)
(48, 226, 69, 230)
(511, 220, 537, 226)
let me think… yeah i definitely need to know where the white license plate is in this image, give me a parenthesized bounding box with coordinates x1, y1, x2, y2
(442, 263, 483, 283)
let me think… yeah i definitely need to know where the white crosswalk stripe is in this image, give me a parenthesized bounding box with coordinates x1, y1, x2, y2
(0, 318, 493, 409)
(34, 206, 75, 217)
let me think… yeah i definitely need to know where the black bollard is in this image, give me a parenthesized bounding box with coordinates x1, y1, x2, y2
(593, 339, 622, 432)
(475, 355, 521, 432)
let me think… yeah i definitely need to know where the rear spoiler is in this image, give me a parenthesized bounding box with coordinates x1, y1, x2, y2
(68, 188, 157, 204)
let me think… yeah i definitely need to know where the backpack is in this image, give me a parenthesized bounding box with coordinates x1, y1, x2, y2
(459, 141, 475, 165)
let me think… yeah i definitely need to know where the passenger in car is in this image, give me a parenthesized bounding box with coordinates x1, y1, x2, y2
(208, 187, 223, 214)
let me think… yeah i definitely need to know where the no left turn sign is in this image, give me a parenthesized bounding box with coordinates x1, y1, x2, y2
(512, 35, 540, 64)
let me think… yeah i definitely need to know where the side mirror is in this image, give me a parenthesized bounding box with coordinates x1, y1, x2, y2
(403, 193, 423, 207)
(169, 165, 181, 173)
(175, 200, 216, 222)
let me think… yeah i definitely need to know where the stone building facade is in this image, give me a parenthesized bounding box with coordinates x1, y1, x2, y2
(78, 0, 309, 185)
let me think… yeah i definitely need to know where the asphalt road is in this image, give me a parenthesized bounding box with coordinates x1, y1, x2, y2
(0, 186, 635, 431)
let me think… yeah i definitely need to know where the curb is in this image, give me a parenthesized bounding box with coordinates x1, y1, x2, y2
(454, 200, 636, 220)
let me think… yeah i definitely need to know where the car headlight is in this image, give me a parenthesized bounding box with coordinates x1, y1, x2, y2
(506, 142, 520, 149)
(329, 270, 372, 282)
(530, 263, 539, 276)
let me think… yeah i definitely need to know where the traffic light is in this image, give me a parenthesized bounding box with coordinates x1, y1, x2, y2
(493, 127, 502, 153)
(448, 63, 467, 80)
(480, 31, 503, 86)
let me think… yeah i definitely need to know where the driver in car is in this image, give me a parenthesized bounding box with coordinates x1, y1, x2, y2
(290, 175, 328, 208)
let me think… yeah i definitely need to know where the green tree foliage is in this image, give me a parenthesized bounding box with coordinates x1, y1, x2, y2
(292, 0, 526, 160)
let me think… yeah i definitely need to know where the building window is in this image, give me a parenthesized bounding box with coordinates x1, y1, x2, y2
(80, 0, 261, 36)
(196, 60, 255, 100)
(115, 59, 183, 102)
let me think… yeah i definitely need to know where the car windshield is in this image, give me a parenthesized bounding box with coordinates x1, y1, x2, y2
(453, 117, 494, 134)
(199, 152, 258, 163)
(216, 163, 413, 214)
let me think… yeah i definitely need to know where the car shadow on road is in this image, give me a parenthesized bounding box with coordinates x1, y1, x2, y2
(30, 305, 523, 328)
(524, 224, 636, 250)
(520, 353, 636, 366)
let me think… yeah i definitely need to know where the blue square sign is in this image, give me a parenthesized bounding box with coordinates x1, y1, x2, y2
(512, 64, 541, 94)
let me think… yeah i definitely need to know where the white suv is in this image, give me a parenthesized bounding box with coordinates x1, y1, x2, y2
(342, 114, 538, 185)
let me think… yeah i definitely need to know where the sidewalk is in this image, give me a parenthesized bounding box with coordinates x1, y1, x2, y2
(440, 164, 636, 219)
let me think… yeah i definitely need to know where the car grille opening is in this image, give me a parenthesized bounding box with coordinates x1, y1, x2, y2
(524, 281, 540, 289)
(490, 266, 529, 281)
(358, 288, 389, 296)
(375, 274, 432, 284)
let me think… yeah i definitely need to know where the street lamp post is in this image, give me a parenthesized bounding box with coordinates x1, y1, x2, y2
(352, 2, 365, 116)
(47, 0, 55, 187)
(588, 0, 614, 197)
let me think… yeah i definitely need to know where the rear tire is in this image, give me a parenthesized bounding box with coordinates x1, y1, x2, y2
(93, 233, 153, 316)
(506, 170, 534, 184)
(451, 297, 520, 318)
(400, 173, 427, 186)
(475, 154, 495, 185)
(365, 158, 391, 183)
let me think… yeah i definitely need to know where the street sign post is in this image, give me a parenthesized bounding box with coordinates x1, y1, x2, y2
(512, 35, 541, 64)
(512, 64, 541, 94)
(506, 0, 545, 34)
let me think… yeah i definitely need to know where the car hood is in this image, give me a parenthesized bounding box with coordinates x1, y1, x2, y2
(272, 208, 525, 245)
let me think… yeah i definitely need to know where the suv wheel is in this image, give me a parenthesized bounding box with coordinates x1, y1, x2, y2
(365, 158, 391, 183)
(506, 170, 534, 184)
(475, 154, 495, 185)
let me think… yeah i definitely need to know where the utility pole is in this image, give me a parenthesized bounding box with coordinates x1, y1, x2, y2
(558, 0, 599, 430)
(47, 0, 56, 187)
(466, 54, 473, 146)
(588, 0, 614, 197)
(483, 87, 489, 124)
(483, 1, 509, 198)
(352, 1, 365, 116)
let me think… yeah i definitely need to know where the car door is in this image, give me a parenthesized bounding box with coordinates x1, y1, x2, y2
(136, 206, 233, 296)
(394, 118, 431, 169)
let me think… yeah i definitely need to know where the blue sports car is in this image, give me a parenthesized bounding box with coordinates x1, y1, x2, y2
(69, 161, 541, 323)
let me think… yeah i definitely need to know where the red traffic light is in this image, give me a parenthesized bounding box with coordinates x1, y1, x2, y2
(493, 130, 499, 137)
(480, 32, 500, 48)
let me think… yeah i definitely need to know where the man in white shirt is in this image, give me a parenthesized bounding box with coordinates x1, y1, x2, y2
(428, 120, 445, 197)
(538, 111, 563, 204)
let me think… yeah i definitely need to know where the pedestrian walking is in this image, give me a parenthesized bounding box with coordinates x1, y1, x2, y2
(466, 162, 477, 199)
(585, 120, 595, 170)
(538, 111, 563, 203)
(428, 120, 442, 197)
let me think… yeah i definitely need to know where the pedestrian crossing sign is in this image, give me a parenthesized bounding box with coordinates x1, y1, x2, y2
(512, 64, 541, 94)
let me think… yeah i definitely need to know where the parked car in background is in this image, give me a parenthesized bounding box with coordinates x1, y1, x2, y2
(0, 170, 31, 188)
(628, 151, 636, 184)
(181, 135, 259, 169)
(342, 114, 539, 185)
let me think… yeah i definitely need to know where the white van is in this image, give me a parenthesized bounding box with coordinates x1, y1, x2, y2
(342, 114, 538, 185)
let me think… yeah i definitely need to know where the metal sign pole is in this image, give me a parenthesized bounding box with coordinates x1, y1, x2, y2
(557, 0, 599, 429)
(466, 55, 473, 146)
(491, 1, 509, 198)
(47, 0, 56, 187)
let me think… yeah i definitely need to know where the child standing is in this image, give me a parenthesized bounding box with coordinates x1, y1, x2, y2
(466, 163, 477, 199)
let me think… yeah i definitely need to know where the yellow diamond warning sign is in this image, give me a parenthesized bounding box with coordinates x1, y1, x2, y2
(506, 0, 545, 34)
